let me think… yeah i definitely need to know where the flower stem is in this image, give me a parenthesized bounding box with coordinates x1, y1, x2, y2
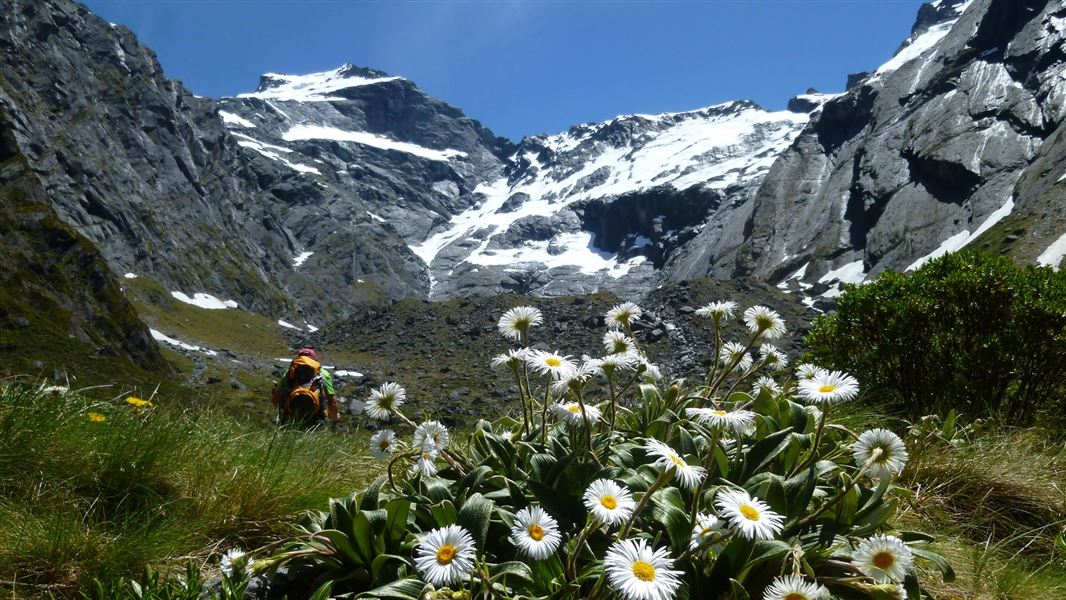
(690, 428, 722, 522)
(566, 518, 597, 582)
(619, 470, 671, 539)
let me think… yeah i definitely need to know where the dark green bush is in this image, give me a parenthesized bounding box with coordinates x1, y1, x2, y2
(805, 251, 1066, 426)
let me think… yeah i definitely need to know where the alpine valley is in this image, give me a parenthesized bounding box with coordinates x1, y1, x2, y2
(2, 0, 1066, 394)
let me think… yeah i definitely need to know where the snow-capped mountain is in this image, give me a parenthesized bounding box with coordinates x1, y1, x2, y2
(1, 0, 1064, 337)
(218, 67, 830, 299)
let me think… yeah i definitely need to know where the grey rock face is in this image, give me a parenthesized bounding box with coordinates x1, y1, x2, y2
(736, 0, 1066, 301)
(6, 0, 1064, 327)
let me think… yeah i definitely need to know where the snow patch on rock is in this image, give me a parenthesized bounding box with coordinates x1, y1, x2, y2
(171, 291, 238, 310)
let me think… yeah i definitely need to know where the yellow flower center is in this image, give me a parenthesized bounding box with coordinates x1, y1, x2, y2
(711, 410, 727, 417)
(528, 524, 545, 541)
(700, 527, 712, 536)
(739, 505, 761, 521)
(669, 454, 686, 468)
(568, 405, 581, 413)
(631, 560, 656, 582)
(873, 551, 895, 570)
(785, 594, 807, 600)
(600, 495, 618, 510)
(436, 544, 457, 564)
(818, 384, 838, 393)
(614, 342, 628, 352)
(546, 357, 562, 367)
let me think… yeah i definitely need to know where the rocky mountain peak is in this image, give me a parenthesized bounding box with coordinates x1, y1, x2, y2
(242, 63, 405, 102)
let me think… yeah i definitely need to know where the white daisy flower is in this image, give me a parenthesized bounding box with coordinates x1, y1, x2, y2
(695, 300, 738, 323)
(689, 513, 730, 551)
(603, 330, 636, 354)
(644, 439, 706, 490)
(743, 305, 787, 339)
(715, 489, 784, 541)
(763, 574, 829, 600)
(497, 306, 543, 341)
(752, 376, 782, 396)
(414, 524, 476, 587)
(853, 429, 909, 480)
(553, 401, 602, 426)
(597, 351, 640, 375)
(509, 506, 562, 560)
(412, 450, 438, 478)
(640, 361, 663, 381)
(550, 368, 590, 395)
(759, 344, 788, 371)
(369, 429, 397, 460)
(491, 348, 530, 370)
(365, 382, 406, 420)
(583, 479, 636, 526)
(413, 420, 450, 453)
(220, 548, 248, 577)
(40, 385, 69, 395)
(854, 535, 913, 583)
(798, 370, 860, 404)
(686, 407, 756, 437)
(605, 301, 643, 330)
(796, 363, 824, 380)
(526, 349, 577, 380)
(719, 341, 753, 372)
(603, 538, 683, 600)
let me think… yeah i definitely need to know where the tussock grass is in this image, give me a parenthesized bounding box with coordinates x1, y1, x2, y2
(0, 381, 379, 598)
(898, 427, 1066, 598)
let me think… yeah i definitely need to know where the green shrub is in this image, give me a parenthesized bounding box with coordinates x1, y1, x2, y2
(247, 302, 950, 599)
(805, 251, 1066, 426)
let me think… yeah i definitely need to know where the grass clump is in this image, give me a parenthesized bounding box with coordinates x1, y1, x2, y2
(890, 414, 1066, 598)
(0, 381, 379, 598)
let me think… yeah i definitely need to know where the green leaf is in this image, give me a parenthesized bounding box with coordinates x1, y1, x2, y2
(429, 500, 457, 528)
(360, 476, 385, 511)
(456, 492, 494, 551)
(527, 479, 583, 528)
(897, 530, 936, 543)
(384, 498, 412, 550)
(355, 578, 430, 599)
(457, 465, 493, 497)
(851, 498, 898, 536)
(369, 553, 411, 582)
(782, 465, 818, 521)
(741, 427, 793, 481)
(317, 528, 362, 564)
(911, 547, 956, 582)
(352, 511, 375, 564)
(308, 581, 334, 600)
(746, 539, 791, 569)
(490, 561, 534, 582)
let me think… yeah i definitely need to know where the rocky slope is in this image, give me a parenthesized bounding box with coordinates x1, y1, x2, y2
(736, 0, 1066, 304)
(0, 102, 171, 382)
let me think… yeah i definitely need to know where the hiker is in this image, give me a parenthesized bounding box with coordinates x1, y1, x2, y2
(272, 348, 340, 425)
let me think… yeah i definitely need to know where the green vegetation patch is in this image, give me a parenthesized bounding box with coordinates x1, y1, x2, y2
(0, 383, 380, 598)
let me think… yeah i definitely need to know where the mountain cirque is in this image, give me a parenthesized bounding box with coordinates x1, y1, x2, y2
(0, 0, 1064, 362)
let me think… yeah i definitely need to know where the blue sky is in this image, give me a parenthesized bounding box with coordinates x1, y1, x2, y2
(82, 1, 926, 141)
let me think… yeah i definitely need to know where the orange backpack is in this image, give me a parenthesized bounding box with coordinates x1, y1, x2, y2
(284, 356, 322, 416)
